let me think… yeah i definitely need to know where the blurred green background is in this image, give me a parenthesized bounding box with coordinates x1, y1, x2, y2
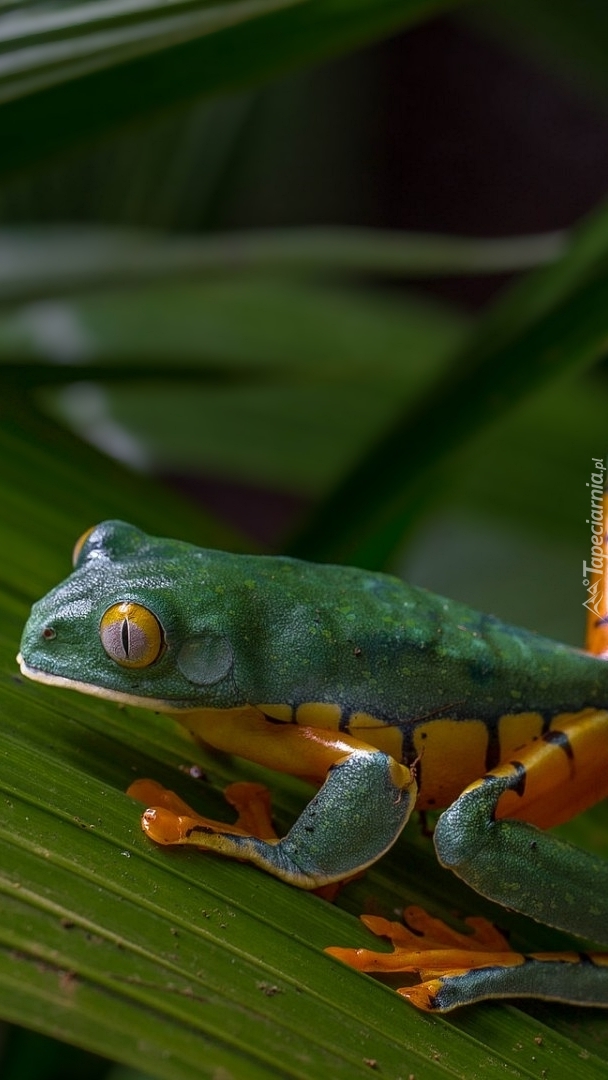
(3, 1, 608, 1077)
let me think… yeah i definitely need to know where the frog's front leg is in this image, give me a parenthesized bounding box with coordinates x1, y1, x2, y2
(129, 715, 417, 890)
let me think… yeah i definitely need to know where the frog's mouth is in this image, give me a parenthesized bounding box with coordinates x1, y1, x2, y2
(16, 652, 178, 713)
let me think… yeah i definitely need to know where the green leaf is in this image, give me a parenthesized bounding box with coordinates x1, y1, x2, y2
(2, 399, 608, 1079)
(0, 225, 566, 308)
(287, 196, 608, 567)
(468, 0, 608, 103)
(1, 274, 468, 493)
(4, 0, 608, 1070)
(0, 0, 462, 176)
(3, 401, 608, 1075)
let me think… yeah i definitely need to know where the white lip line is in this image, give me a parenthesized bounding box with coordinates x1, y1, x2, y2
(17, 653, 177, 713)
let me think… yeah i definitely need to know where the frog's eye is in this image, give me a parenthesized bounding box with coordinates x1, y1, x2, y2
(72, 525, 97, 568)
(100, 602, 164, 668)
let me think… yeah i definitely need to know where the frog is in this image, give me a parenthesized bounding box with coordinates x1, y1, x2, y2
(17, 518, 608, 1011)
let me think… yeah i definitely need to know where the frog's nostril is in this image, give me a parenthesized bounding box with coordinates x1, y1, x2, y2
(42, 626, 57, 640)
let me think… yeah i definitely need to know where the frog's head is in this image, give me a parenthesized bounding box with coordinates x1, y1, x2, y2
(17, 521, 242, 711)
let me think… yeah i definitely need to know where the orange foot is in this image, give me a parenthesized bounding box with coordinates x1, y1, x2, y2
(127, 777, 278, 844)
(326, 905, 525, 1010)
(128, 777, 358, 898)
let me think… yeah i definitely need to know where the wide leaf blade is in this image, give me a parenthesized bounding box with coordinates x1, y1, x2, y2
(2, 402, 608, 1077)
(287, 197, 608, 566)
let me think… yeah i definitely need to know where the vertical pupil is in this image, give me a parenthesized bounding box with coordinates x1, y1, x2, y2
(121, 617, 130, 658)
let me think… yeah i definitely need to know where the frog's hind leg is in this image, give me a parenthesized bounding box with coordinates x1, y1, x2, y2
(327, 905, 608, 1011)
(427, 480, 608, 994)
(328, 469, 608, 1010)
(433, 708, 608, 929)
(328, 709, 608, 1011)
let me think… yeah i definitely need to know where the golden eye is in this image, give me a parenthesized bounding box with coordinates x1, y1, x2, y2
(72, 525, 97, 567)
(100, 602, 164, 668)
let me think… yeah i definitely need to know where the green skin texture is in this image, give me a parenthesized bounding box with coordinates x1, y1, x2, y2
(18, 521, 608, 1009)
(19, 521, 608, 718)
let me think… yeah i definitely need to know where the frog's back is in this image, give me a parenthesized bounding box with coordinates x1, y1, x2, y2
(229, 553, 608, 722)
(222, 554, 608, 809)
